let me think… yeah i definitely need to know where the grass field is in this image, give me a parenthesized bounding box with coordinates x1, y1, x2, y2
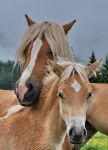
(81, 132, 108, 150)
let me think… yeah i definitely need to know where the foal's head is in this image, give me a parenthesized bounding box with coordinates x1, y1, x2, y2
(15, 15, 76, 106)
(48, 58, 101, 144)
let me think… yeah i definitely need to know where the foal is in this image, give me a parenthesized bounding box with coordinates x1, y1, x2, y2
(0, 59, 99, 150)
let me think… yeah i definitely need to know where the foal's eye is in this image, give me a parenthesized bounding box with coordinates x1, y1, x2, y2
(57, 92, 64, 99)
(47, 51, 53, 59)
(86, 91, 92, 100)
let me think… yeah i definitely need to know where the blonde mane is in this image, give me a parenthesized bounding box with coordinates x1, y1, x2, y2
(44, 58, 89, 85)
(61, 62, 88, 82)
(16, 21, 75, 65)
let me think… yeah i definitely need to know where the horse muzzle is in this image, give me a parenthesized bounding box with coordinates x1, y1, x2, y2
(14, 80, 41, 106)
(68, 127, 87, 144)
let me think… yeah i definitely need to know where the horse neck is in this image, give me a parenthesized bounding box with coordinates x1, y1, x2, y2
(28, 76, 66, 148)
(31, 77, 58, 111)
(40, 77, 66, 147)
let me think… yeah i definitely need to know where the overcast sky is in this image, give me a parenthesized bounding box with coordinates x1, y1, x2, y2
(0, 0, 108, 62)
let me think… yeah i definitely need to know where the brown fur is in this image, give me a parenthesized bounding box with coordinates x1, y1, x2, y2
(87, 83, 108, 135)
(0, 90, 18, 117)
(0, 91, 78, 149)
(0, 76, 65, 149)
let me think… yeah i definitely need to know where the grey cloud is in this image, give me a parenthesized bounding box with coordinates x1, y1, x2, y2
(0, 0, 108, 62)
(0, 32, 12, 47)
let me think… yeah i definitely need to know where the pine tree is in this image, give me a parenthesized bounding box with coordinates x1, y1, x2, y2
(88, 51, 96, 64)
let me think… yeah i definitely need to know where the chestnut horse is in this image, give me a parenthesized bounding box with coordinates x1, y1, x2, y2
(0, 58, 99, 150)
(14, 15, 76, 106)
(0, 15, 76, 112)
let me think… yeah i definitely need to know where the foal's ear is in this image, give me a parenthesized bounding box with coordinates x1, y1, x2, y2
(63, 20, 76, 34)
(85, 59, 102, 78)
(25, 14, 35, 26)
(47, 58, 64, 77)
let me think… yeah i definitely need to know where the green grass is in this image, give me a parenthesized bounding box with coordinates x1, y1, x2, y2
(81, 132, 108, 150)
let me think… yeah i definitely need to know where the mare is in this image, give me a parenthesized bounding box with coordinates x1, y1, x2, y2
(14, 15, 76, 106)
(0, 58, 99, 150)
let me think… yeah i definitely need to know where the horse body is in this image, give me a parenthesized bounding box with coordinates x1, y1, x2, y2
(0, 90, 75, 149)
(0, 76, 65, 149)
(87, 83, 108, 135)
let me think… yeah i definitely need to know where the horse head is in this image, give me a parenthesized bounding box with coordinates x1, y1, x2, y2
(14, 15, 76, 106)
(48, 58, 101, 144)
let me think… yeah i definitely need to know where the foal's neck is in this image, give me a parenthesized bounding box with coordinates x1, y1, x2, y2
(44, 77, 66, 148)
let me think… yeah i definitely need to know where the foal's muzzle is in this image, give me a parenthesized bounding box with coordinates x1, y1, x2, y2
(68, 127, 87, 144)
(14, 80, 41, 106)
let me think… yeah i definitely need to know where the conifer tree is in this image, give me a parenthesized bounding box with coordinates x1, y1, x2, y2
(88, 50, 96, 64)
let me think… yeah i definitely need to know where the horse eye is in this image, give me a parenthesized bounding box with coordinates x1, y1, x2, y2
(23, 49, 26, 54)
(86, 91, 92, 100)
(47, 51, 53, 59)
(57, 92, 64, 99)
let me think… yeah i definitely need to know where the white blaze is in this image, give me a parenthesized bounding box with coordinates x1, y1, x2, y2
(20, 38, 42, 82)
(17, 38, 43, 100)
(71, 80, 81, 92)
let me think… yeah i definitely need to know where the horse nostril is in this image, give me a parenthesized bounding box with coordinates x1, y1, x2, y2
(24, 82, 35, 99)
(26, 82, 33, 91)
(69, 128, 74, 137)
(83, 128, 87, 138)
(69, 127, 87, 142)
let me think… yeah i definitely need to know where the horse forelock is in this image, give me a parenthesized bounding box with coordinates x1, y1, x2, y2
(43, 59, 89, 86)
(16, 21, 75, 67)
(61, 62, 89, 82)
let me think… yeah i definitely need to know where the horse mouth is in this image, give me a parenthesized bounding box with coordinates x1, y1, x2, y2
(15, 82, 41, 106)
(18, 97, 36, 106)
(20, 88, 40, 106)
(69, 138, 85, 144)
(69, 136, 86, 144)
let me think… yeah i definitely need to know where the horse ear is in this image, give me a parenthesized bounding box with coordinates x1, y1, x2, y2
(25, 14, 35, 26)
(85, 59, 102, 77)
(47, 57, 64, 77)
(63, 20, 76, 34)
